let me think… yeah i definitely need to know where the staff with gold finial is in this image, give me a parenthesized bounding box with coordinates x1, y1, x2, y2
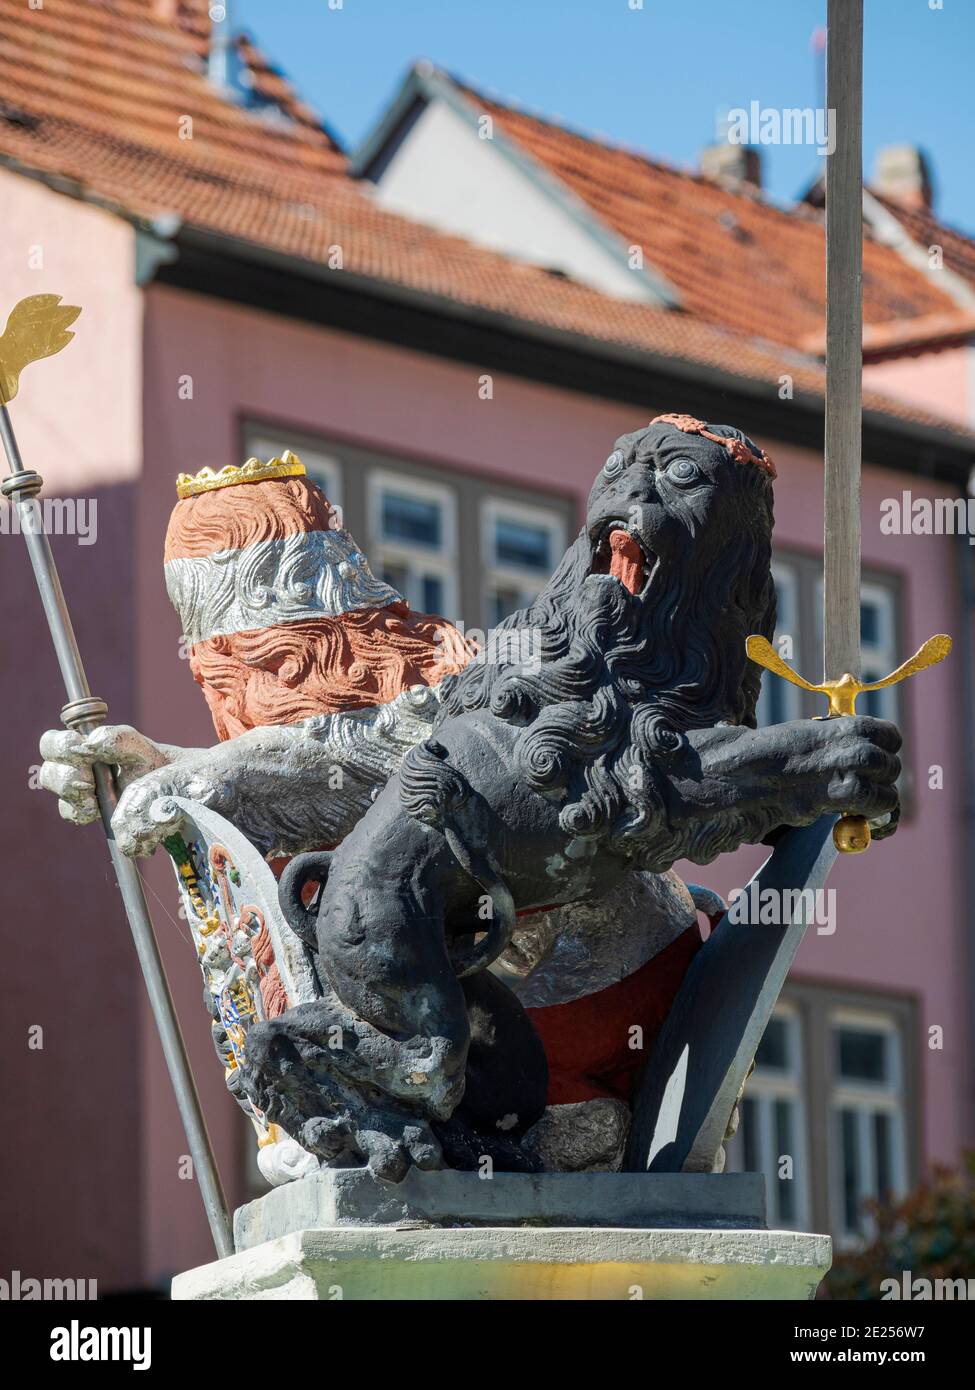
(0, 293, 233, 1258)
(747, 0, 951, 854)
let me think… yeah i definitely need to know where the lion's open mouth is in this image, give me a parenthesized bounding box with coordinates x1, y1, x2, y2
(591, 526, 653, 596)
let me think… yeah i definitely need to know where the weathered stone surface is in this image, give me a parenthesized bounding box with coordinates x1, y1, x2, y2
(174, 1225, 831, 1301)
(522, 1099, 631, 1172)
(495, 872, 696, 1007)
(233, 1168, 767, 1251)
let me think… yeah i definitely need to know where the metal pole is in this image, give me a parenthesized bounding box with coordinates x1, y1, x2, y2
(0, 402, 233, 1259)
(823, 0, 864, 682)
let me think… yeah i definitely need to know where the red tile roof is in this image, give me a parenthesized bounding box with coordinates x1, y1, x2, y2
(802, 310, 975, 358)
(0, 0, 345, 181)
(448, 75, 969, 353)
(872, 194, 975, 300)
(0, 2, 971, 444)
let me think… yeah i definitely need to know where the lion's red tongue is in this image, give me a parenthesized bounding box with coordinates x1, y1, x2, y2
(609, 529, 643, 594)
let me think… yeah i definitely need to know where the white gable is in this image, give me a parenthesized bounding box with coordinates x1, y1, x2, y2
(368, 96, 663, 305)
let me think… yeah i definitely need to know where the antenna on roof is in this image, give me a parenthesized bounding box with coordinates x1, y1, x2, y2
(811, 26, 827, 121)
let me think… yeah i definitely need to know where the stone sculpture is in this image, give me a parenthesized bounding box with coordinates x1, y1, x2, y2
(38, 415, 901, 1184)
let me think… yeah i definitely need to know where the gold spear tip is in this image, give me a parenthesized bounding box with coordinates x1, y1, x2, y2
(0, 294, 82, 405)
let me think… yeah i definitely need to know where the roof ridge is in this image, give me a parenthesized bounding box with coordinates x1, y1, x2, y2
(438, 64, 825, 227)
(233, 28, 346, 152)
(874, 191, 975, 247)
(411, 63, 959, 347)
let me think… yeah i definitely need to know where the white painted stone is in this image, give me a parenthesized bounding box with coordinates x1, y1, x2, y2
(173, 1225, 831, 1301)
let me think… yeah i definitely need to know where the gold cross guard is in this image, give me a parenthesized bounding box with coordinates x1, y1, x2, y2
(746, 633, 953, 854)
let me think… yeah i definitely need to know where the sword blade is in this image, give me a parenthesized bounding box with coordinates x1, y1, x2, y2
(625, 818, 838, 1174)
(823, 0, 864, 681)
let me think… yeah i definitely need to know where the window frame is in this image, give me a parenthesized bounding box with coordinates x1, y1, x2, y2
(480, 496, 567, 627)
(727, 1004, 812, 1231)
(814, 575, 900, 724)
(725, 984, 918, 1241)
(756, 561, 803, 727)
(367, 468, 459, 619)
(240, 418, 576, 631)
(244, 428, 344, 514)
(764, 547, 912, 816)
(828, 1007, 908, 1246)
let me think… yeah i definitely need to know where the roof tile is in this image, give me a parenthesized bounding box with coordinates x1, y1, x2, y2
(449, 75, 966, 351)
(0, 3, 971, 443)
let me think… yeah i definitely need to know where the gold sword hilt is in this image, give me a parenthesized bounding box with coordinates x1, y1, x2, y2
(745, 632, 952, 854)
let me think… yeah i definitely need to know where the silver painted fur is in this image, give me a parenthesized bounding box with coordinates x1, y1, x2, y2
(494, 870, 697, 1007)
(39, 684, 445, 858)
(165, 528, 403, 645)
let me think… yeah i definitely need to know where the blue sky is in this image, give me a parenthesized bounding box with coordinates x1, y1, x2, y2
(232, 0, 975, 233)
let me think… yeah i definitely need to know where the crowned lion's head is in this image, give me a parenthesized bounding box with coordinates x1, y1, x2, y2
(438, 414, 777, 848)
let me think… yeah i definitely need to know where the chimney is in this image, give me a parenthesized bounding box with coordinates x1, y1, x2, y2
(701, 111, 762, 187)
(700, 141, 762, 188)
(872, 145, 933, 211)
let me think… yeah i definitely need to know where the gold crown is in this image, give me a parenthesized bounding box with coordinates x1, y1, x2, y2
(176, 450, 306, 499)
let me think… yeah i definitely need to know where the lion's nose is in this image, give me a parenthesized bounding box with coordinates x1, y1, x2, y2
(622, 499, 657, 534)
(619, 469, 658, 502)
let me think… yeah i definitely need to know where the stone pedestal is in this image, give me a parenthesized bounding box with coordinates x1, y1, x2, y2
(172, 1170, 831, 1301)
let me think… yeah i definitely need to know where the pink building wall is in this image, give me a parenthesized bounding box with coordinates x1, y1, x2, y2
(1, 156, 970, 1288)
(865, 343, 974, 429)
(0, 170, 143, 492)
(0, 171, 144, 1289)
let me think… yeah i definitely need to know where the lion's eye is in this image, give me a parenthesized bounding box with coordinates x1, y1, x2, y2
(603, 450, 627, 479)
(665, 458, 700, 484)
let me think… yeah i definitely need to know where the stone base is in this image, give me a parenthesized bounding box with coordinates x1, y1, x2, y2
(174, 1171, 830, 1300)
(234, 1168, 768, 1250)
(172, 1225, 831, 1300)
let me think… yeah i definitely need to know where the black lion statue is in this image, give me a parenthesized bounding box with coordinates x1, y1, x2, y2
(240, 414, 900, 1180)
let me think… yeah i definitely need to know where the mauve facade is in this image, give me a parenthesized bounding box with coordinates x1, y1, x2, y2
(1, 166, 973, 1288)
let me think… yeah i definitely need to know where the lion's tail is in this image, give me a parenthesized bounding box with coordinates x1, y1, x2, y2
(400, 738, 516, 978)
(278, 850, 333, 949)
(442, 828, 516, 979)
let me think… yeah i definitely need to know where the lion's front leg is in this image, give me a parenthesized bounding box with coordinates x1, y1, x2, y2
(645, 714, 901, 868)
(241, 816, 478, 1179)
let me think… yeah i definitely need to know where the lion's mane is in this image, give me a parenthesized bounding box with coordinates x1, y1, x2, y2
(437, 427, 776, 850)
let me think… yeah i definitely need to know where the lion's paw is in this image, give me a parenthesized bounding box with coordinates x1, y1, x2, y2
(354, 1108, 445, 1182)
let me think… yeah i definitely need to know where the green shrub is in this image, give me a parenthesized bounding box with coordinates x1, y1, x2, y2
(823, 1151, 975, 1300)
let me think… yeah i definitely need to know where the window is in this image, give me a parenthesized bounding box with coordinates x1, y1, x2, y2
(245, 431, 343, 514)
(481, 499, 565, 625)
(754, 553, 903, 738)
(368, 470, 457, 618)
(830, 1010, 907, 1242)
(857, 584, 899, 721)
(725, 987, 915, 1240)
(814, 578, 899, 722)
(243, 423, 574, 630)
(756, 563, 802, 726)
(728, 1008, 811, 1229)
